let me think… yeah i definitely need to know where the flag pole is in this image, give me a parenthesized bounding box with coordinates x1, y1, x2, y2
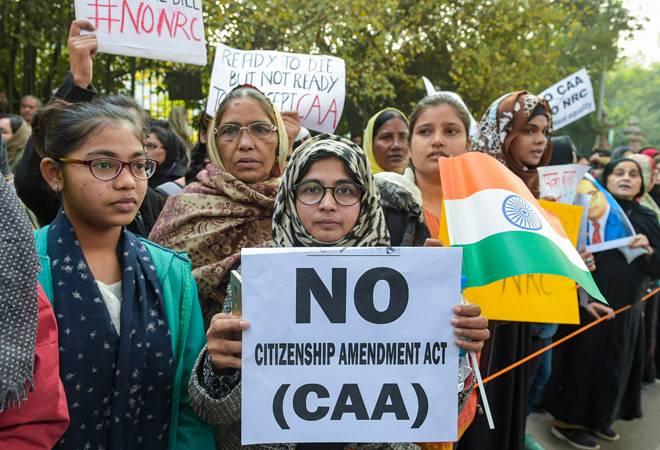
(461, 293, 495, 430)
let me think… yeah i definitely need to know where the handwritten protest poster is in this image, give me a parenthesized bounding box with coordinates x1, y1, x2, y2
(206, 43, 346, 133)
(241, 247, 461, 444)
(538, 163, 589, 204)
(74, 0, 206, 65)
(540, 68, 595, 130)
(439, 202, 583, 324)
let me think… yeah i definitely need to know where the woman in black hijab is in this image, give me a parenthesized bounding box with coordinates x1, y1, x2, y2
(144, 125, 187, 190)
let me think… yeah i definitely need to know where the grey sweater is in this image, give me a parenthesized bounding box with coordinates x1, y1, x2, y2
(188, 347, 422, 450)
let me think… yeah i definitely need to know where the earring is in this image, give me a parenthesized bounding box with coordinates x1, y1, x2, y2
(52, 184, 60, 192)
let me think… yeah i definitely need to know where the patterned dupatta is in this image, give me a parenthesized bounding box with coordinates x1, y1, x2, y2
(48, 211, 174, 450)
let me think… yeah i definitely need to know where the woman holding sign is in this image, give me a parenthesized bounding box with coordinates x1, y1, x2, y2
(188, 134, 489, 449)
(31, 99, 214, 450)
(150, 85, 299, 325)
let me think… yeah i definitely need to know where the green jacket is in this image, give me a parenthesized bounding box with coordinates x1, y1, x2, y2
(35, 226, 215, 450)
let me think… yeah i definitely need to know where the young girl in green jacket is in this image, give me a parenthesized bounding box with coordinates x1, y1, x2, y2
(32, 98, 214, 450)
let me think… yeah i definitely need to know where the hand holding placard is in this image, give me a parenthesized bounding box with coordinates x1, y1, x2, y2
(68, 20, 98, 88)
(207, 312, 248, 371)
(241, 247, 461, 444)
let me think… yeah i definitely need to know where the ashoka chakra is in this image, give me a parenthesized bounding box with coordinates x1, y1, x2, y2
(501, 195, 542, 231)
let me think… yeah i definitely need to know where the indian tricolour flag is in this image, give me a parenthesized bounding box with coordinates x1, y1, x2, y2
(439, 152, 605, 303)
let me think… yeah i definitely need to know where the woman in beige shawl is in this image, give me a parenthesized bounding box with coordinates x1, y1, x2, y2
(150, 85, 297, 323)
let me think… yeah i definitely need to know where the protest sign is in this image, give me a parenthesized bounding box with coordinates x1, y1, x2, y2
(241, 246, 461, 444)
(577, 173, 636, 253)
(74, 0, 207, 65)
(538, 164, 590, 204)
(440, 202, 583, 324)
(206, 43, 346, 133)
(540, 68, 596, 130)
(422, 76, 437, 96)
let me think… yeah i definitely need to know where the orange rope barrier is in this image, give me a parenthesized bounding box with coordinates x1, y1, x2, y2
(477, 287, 660, 387)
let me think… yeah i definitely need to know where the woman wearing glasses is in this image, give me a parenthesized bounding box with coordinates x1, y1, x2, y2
(32, 99, 214, 450)
(149, 85, 299, 325)
(189, 135, 489, 449)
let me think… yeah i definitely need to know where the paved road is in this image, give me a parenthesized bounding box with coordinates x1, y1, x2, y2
(526, 380, 660, 450)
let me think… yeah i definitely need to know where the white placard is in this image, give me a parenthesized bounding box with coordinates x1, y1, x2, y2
(74, 0, 207, 65)
(206, 43, 346, 133)
(540, 68, 596, 130)
(241, 246, 462, 444)
(422, 76, 437, 96)
(538, 164, 589, 204)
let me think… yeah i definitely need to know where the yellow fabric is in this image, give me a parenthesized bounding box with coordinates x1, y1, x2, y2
(363, 107, 409, 174)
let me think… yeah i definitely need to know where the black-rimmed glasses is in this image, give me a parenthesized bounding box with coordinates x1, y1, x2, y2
(57, 157, 158, 181)
(294, 181, 364, 206)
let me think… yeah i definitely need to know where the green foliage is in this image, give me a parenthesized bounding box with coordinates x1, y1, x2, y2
(0, 0, 639, 138)
(604, 61, 660, 148)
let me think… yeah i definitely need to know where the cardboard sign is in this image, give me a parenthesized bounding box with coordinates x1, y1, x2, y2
(538, 164, 589, 204)
(74, 0, 207, 65)
(241, 247, 461, 444)
(540, 68, 596, 130)
(206, 43, 346, 133)
(440, 202, 583, 324)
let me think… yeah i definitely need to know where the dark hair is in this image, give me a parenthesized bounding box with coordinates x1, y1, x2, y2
(185, 142, 208, 184)
(600, 157, 645, 199)
(549, 136, 577, 166)
(408, 93, 471, 141)
(372, 110, 408, 141)
(31, 98, 144, 159)
(0, 114, 24, 133)
(592, 148, 611, 157)
(148, 125, 188, 167)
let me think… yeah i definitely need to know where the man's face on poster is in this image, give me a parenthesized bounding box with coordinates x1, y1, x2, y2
(577, 179, 608, 221)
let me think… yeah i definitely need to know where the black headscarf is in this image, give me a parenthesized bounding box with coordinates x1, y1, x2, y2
(147, 125, 187, 188)
(600, 158, 645, 201)
(549, 136, 577, 166)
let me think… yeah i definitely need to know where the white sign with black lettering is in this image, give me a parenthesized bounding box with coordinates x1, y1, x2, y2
(206, 43, 346, 133)
(540, 68, 596, 130)
(241, 246, 462, 444)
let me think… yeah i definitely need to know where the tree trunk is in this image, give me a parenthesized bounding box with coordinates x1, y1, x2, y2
(22, 44, 37, 97)
(42, 42, 63, 100)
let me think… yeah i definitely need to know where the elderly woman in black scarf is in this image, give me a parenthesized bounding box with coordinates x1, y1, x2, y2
(543, 157, 660, 449)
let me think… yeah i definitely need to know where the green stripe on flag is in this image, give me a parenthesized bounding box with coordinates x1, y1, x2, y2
(458, 230, 606, 303)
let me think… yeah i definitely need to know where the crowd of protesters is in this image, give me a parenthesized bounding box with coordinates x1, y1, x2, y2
(0, 19, 658, 450)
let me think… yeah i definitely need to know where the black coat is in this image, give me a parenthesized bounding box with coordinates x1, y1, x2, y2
(543, 199, 660, 431)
